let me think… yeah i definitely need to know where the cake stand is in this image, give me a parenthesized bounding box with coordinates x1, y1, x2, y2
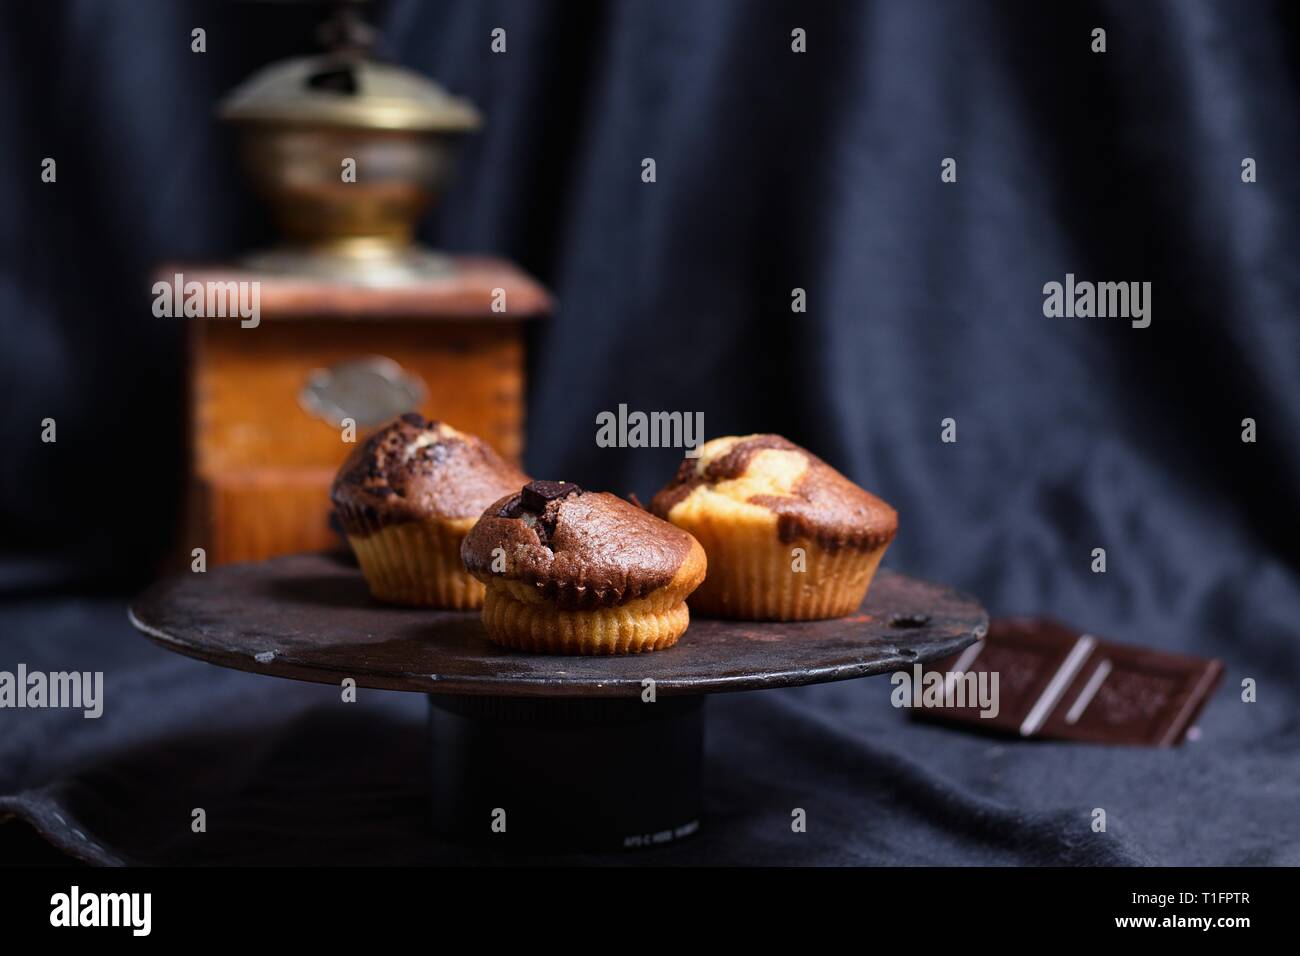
(129, 551, 986, 850)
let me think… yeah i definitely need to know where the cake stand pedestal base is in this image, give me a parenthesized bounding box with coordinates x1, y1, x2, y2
(428, 694, 703, 850)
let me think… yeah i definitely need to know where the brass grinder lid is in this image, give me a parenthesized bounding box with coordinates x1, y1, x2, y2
(218, 53, 481, 133)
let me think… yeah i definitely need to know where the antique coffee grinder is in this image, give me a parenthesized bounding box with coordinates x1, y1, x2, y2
(170, 2, 548, 565)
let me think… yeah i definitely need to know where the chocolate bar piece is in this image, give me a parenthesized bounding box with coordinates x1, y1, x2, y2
(916, 617, 1222, 746)
(520, 479, 582, 512)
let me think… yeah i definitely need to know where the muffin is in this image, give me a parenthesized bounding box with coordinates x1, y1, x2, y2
(331, 414, 528, 608)
(461, 480, 707, 654)
(650, 434, 897, 620)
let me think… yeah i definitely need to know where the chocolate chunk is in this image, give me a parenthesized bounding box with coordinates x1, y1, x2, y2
(491, 482, 585, 548)
(915, 618, 1222, 746)
(497, 494, 526, 519)
(520, 480, 581, 513)
(400, 412, 425, 426)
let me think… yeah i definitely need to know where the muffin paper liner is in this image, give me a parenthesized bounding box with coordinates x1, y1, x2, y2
(674, 511, 888, 620)
(340, 505, 483, 609)
(480, 581, 691, 654)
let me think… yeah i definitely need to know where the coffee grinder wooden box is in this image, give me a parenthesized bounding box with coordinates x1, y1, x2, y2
(175, 261, 548, 565)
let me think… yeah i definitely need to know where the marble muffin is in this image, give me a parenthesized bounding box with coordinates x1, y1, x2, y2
(461, 480, 706, 654)
(650, 434, 897, 620)
(331, 414, 528, 608)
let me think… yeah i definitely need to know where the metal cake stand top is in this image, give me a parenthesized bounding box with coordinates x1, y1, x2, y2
(128, 552, 987, 698)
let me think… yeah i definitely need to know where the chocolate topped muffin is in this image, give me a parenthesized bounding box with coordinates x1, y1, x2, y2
(331, 415, 528, 608)
(651, 434, 897, 620)
(462, 480, 706, 654)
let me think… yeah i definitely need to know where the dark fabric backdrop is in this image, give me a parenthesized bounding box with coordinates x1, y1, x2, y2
(1, 0, 1297, 864)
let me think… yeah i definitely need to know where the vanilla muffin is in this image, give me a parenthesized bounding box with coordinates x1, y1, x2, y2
(331, 414, 528, 608)
(650, 435, 897, 620)
(461, 480, 706, 654)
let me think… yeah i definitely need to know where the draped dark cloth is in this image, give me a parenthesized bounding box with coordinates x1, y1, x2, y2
(1, 0, 1296, 864)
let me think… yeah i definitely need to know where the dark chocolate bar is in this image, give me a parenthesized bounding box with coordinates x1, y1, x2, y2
(915, 617, 1222, 746)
